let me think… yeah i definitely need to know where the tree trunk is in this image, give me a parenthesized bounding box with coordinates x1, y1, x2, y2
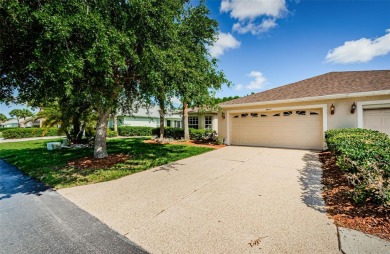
(159, 100, 165, 140)
(73, 117, 83, 142)
(94, 108, 111, 159)
(113, 112, 118, 132)
(183, 102, 189, 140)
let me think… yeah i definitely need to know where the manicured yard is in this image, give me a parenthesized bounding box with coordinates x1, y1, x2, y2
(0, 138, 213, 188)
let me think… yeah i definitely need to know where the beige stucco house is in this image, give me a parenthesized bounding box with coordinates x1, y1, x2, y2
(187, 108, 218, 132)
(218, 70, 390, 150)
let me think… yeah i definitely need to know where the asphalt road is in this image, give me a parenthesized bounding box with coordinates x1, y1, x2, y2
(0, 160, 148, 254)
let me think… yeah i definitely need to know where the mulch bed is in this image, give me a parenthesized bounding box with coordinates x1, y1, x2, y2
(320, 151, 390, 241)
(144, 139, 226, 149)
(68, 153, 130, 169)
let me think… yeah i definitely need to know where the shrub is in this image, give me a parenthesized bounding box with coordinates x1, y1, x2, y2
(152, 127, 214, 140)
(325, 128, 390, 205)
(189, 128, 207, 140)
(152, 127, 184, 139)
(2, 128, 62, 139)
(118, 126, 154, 136)
(107, 130, 118, 138)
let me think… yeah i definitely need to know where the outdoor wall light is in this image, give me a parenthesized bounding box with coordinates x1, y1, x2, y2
(222, 112, 226, 119)
(351, 102, 357, 114)
(330, 103, 335, 115)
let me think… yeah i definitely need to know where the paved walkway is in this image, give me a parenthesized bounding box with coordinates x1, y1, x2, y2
(0, 136, 64, 143)
(0, 160, 147, 254)
(59, 146, 340, 253)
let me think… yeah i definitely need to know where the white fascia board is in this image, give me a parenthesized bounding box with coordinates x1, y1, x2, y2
(220, 90, 390, 109)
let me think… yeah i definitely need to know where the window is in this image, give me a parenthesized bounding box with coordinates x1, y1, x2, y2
(205, 116, 212, 130)
(273, 113, 280, 117)
(251, 113, 258, 117)
(261, 114, 268, 117)
(283, 111, 292, 116)
(296, 110, 306, 115)
(233, 115, 239, 118)
(188, 116, 199, 129)
(310, 111, 319, 115)
(241, 113, 248, 118)
(174, 120, 182, 128)
(166, 120, 171, 127)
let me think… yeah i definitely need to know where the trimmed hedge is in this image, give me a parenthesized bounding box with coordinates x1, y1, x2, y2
(118, 126, 154, 136)
(152, 127, 183, 139)
(2, 128, 62, 139)
(152, 127, 214, 141)
(325, 128, 390, 205)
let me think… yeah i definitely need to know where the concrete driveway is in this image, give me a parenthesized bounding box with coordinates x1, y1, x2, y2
(59, 146, 340, 253)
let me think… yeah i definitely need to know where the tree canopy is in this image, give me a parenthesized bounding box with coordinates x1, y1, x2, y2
(0, 0, 228, 157)
(0, 113, 7, 123)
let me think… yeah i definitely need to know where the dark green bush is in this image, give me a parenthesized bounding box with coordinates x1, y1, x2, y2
(118, 126, 154, 136)
(152, 127, 184, 139)
(152, 127, 214, 140)
(107, 130, 118, 138)
(325, 128, 390, 205)
(189, 128, 208, 140)
(2, 128, 62, 139)
(0, 127, 18, 131)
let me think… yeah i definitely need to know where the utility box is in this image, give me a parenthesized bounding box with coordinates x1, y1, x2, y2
(47, 142, 62, 150)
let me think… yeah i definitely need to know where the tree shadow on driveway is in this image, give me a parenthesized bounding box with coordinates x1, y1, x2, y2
(0, 160, 50, 201)
(153, 162, 185, 172)
(298, 152, 327, 213)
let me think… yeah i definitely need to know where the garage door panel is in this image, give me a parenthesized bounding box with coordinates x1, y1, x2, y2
(231, 109, 323, 149)
(363, 109, 390, 135)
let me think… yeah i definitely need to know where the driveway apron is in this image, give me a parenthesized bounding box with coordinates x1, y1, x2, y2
(59, 146, 340, 253)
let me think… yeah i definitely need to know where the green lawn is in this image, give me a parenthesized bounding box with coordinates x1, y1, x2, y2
(0, 138, 213, 188)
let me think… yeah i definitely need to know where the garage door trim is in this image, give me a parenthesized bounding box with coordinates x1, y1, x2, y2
(226, 104, 328, 149)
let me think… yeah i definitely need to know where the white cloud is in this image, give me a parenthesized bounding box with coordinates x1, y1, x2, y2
(235, 71, 268, 92)
(245, 71, 267, 90)
(326, 29, 390, 64)
(209, 32, 241, 58)
(233, 18, 277, 35)
(221, 0, 287, 35)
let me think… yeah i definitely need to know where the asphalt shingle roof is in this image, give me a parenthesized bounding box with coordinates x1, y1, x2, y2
(221, 70, 390, 106)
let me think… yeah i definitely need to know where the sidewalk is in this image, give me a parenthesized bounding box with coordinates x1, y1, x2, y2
(0, 136, 64, 143)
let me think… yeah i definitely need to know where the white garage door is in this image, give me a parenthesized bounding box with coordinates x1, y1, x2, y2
(363, 108, 390, 136)
(231, 109, 323, 150)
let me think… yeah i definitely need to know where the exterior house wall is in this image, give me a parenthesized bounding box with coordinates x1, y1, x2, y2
(218, 94, 390, 141)
(188, 113, 218, 132)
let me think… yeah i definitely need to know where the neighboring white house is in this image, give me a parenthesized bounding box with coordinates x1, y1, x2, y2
(109, 106, 183, 129)
(0, 118, 19, 128)
(108, 105, 221, 133)
(0, 118, 40, 128)
(219, 70, 390, 150)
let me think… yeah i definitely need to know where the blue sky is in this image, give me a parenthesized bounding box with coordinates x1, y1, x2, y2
(1, 0, 390, 117)
(207, 0, 390, 97)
